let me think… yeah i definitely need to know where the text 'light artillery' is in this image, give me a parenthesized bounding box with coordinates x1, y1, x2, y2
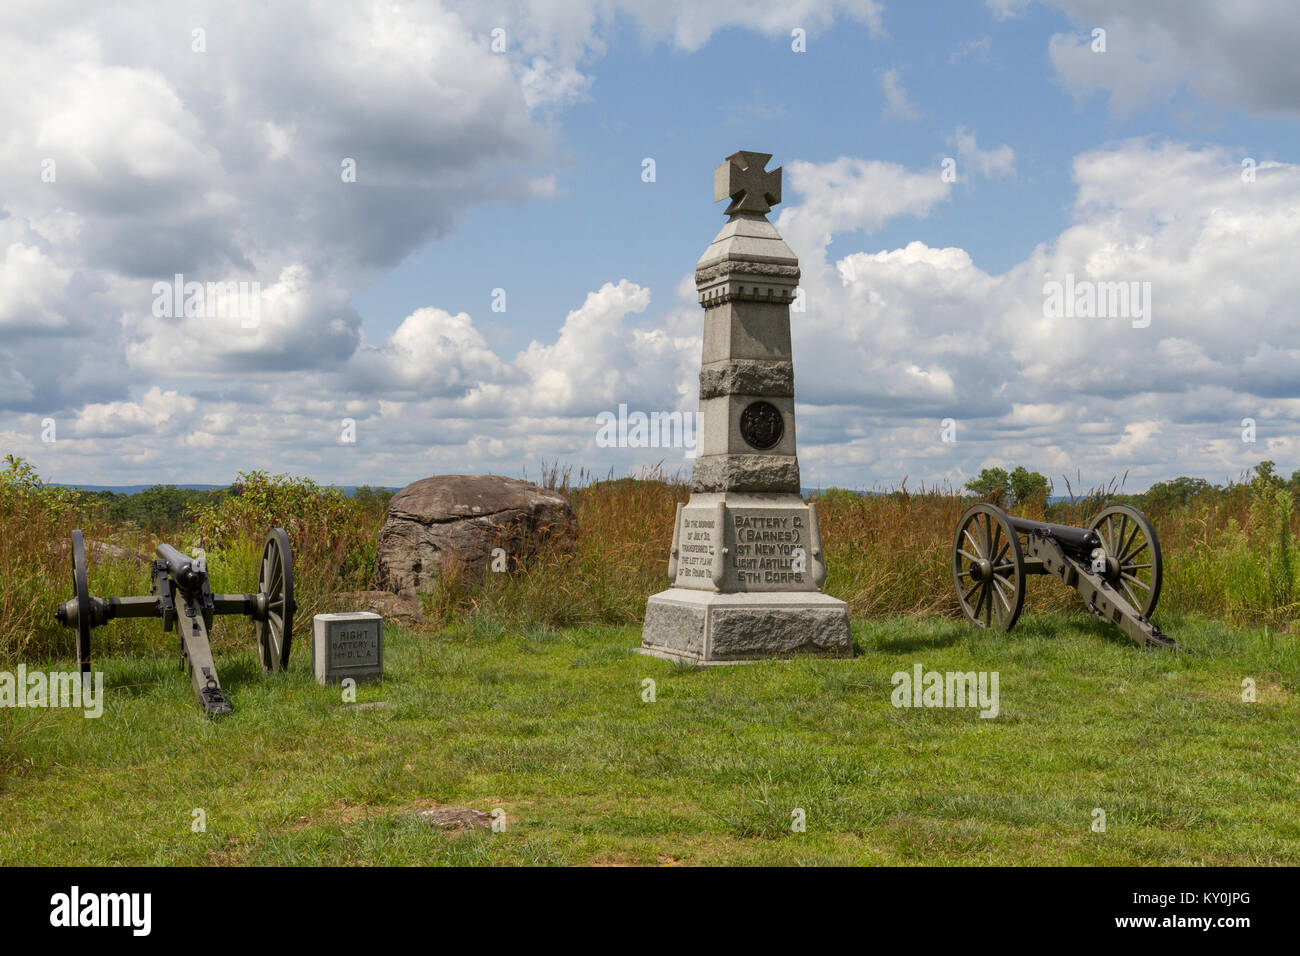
(55, 529, 297, 716)
(951, 504, 1175, 648)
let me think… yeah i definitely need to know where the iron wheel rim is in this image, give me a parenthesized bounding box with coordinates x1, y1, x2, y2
(71, 530, 92, 673)
(1087, 505, 1162, 617)
(256, 528, 295, 671)
(952, 503, 1026, 632)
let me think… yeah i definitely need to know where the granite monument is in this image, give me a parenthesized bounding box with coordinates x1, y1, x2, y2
(640, 150, 852, 663)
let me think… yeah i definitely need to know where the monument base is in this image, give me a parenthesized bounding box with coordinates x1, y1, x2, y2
(640, 588, 852, 664)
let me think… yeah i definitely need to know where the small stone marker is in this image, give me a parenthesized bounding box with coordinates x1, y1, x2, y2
(312, 612, 383, 684)
(640, 150, 852, 663)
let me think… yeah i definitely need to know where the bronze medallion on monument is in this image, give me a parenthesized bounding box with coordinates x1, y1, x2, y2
(739, 400, 783, 450)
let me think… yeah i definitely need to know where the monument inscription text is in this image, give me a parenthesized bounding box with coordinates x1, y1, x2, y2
(676, 514, 717, 582)
(673, 506, 811, 591)
(730, 511, 805, 586)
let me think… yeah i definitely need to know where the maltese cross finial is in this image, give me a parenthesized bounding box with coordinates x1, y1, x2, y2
(713, 150, 782, 218)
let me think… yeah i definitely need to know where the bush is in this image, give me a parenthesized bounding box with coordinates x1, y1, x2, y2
(0, 456, 97, 663)
(0, 464, 396, 664)
(183, 472, 381, 646)
(965, 465, 1052, 511)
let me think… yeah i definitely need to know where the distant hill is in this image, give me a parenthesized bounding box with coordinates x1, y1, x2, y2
(50, 483, 225, 494)
(49, 483, 398, 495)
(54, 483, 1080, 501)
(802, 487, 1077, 503)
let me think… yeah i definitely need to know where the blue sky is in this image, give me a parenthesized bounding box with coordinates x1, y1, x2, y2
(355, 1, 1300, 358)
(2, 0, 1299, 492)
(358, 3, 1087, 351)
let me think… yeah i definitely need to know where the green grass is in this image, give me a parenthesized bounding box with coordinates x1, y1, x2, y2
(2, 612, 1297, 866)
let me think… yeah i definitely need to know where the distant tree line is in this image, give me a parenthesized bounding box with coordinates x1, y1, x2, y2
(963, 460, 1300, 512)
(80, 482, 395, 534)
(82, 485, 222, 533)
(1120, 461, 1300, 509)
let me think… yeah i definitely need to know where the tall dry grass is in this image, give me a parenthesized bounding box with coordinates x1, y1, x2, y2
(0, 456, 156, 663)
(3, 456, 1297, 666)
(421, 469, 687, 628)
(417, 467, 1299, 633)
(817, 478, 1121, 619)
(1, 465, 386, 662)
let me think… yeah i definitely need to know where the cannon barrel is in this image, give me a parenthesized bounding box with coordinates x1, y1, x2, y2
(156, 543, 205, 591)
(1005, 515, 1100, 555)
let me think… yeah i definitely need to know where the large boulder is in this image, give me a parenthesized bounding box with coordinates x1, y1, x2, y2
(374, 475, 577, 597)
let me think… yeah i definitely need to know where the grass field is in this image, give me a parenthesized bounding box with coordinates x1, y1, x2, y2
(3, 458, 1298, 865)
(3, 611, 1296, 866)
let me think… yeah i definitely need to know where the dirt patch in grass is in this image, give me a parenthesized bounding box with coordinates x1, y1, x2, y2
(207, 843, 251, 866)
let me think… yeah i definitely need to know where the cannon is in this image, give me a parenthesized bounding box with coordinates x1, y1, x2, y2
(951, 504, 1174, 647)
(55, 529, 297, 715)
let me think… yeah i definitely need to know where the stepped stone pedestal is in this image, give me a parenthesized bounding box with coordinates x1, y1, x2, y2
(640, 151, 851, 664)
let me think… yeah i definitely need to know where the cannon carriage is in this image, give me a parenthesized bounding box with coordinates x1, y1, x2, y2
(951, 503, 1174, 648)
(54, 529, 296, 715)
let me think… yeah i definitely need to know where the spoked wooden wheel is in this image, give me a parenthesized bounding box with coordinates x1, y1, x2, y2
(952, 504, 1026, 631)
(1087, 505, 1162, 617)
(71, 530, 92, 674)
(255, 528, 295, 671)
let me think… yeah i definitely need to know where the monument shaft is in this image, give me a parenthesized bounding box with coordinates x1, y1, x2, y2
(641, 151, 852, 663)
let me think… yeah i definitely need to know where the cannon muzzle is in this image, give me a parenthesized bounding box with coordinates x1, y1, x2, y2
(156, 543, 205, 591)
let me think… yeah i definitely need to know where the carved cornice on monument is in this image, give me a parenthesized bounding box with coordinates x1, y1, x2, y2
(694, 259, 801, 283)
(696, 284, 799, 308)
(694, 172, 799, 309)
